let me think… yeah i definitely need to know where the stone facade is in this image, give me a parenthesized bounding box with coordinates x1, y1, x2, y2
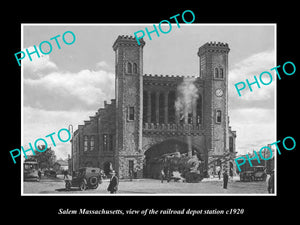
(71, 35, 237, 179)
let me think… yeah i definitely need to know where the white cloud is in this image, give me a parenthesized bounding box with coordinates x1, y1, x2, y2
(23, 58, 116, 159)
(230, 108, 276, 155)
(22, 46, 58, 77)
(96, 61, 112, 71)
(24, 68, 115, 110)
(227, 50, 276, 155)
(228, 49, 276, 102)
(23, 106, 97, 159)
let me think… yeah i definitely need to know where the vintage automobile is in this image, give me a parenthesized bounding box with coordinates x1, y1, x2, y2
(252, 166, 267, 181)
(240, 171, 254, 182)
(24, 160, 40, 182)
(65, 167, 102, 191)
(240, 166, 267, 182)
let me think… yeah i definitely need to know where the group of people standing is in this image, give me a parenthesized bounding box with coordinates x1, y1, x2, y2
(70, 167, 274, 194)
(160, 169, 173, 183)
(105, 169, 275, 194)
(160, 168, 230, 189)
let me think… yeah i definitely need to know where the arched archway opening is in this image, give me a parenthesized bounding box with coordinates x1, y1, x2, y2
(144, 139, 203, 179)
(84, 161, 93, 167)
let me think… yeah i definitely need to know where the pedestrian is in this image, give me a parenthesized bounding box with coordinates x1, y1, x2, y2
(107, 170, 119, 194)
(268, 170, 274, 194)
(223, 170, 228, 189)
(63, 170, 68, 179)
(218, 169, 221, 180)
(160, 169, 165, 183)
(129, 169, 133, 181)
(38, 169, 42, 180)
(133, 168, 137, 179)
(167, 169, 171, 183)
(229, 168, 233, 178)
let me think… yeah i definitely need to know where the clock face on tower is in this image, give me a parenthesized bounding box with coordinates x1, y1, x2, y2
(215, 88, 223, 97)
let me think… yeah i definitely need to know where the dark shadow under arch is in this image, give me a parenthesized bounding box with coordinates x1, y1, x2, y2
(144, 139, 202, 178)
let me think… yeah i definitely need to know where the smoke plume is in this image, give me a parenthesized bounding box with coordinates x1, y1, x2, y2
(175, 77, 199, 156)
(175, 77, 199, 121)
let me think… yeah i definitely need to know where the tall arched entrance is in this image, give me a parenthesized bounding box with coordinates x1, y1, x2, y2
(144, 139, 202, 179)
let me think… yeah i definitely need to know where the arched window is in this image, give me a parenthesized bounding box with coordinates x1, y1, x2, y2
(220, 68, 224, 78)
(103, 134, 108, 151)
(229, 137, 234, 152)
(215, 68, 219, 78)
(127, 62, 132, 73)
(159, 93, 165, 123)
(90, 136, 95, 151)
(143, 91, 148, 123)
(151, 92, 156, 123)
(84, 136, 88, 151)
(168, 91, 176, 123)
(133, 63, 138, 74)
(216, 110, 222, 123)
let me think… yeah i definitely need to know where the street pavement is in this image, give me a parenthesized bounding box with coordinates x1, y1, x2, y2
(23, 175, 270, 195)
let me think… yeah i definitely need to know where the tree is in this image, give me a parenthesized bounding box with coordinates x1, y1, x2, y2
(35, 145, 56, 169)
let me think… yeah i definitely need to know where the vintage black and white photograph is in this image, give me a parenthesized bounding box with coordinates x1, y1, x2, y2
(21, 24, 276, 195)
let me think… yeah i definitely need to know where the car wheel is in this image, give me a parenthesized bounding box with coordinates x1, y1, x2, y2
(80, 180, 87, 191)
(89, 176, 98, 186)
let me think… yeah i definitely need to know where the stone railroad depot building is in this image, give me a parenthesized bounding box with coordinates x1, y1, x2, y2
(70, 35, 237, 179)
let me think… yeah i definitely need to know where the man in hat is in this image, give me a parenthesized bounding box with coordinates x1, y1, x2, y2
(268, 170, 274, 194)
(107, 170, 119, 194)
(160, 168, 165, 183)
(223, 170, 229, 189)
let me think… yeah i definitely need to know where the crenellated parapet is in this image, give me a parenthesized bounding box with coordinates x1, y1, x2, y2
(112, 35, 145, 51)
(143, 74, 203, 87)
(97, 99, 116, 115)
(77, 99, 116, 128)
(198, 41, 230, 56)
(144, 74, 197, 79)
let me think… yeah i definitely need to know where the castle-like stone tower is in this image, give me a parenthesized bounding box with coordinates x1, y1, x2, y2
(71, 36, 236, 179)
(112, 35, 145, 178)
(198, 42, 231, 167)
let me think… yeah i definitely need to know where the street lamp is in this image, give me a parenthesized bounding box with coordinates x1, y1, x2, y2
(68, 124, 73, 140)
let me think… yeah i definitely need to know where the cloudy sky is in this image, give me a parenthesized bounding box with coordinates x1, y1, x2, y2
(22, 24, 276, 159)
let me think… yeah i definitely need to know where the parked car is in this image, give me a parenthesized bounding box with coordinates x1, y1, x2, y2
(240, 166, 267, 182)
(65, 167, 102, 191)
(24, 160, 40, 182)
(253, 166, 267, 181)
(240, 171, 254, 182)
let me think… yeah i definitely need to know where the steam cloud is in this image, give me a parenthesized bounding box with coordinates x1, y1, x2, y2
(175, 77, 199, 156)
(175, 77, 199, 122)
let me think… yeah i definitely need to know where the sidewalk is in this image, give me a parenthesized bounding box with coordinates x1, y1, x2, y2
(202, 176, 240, 182)
(117, 176, 240, 183)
